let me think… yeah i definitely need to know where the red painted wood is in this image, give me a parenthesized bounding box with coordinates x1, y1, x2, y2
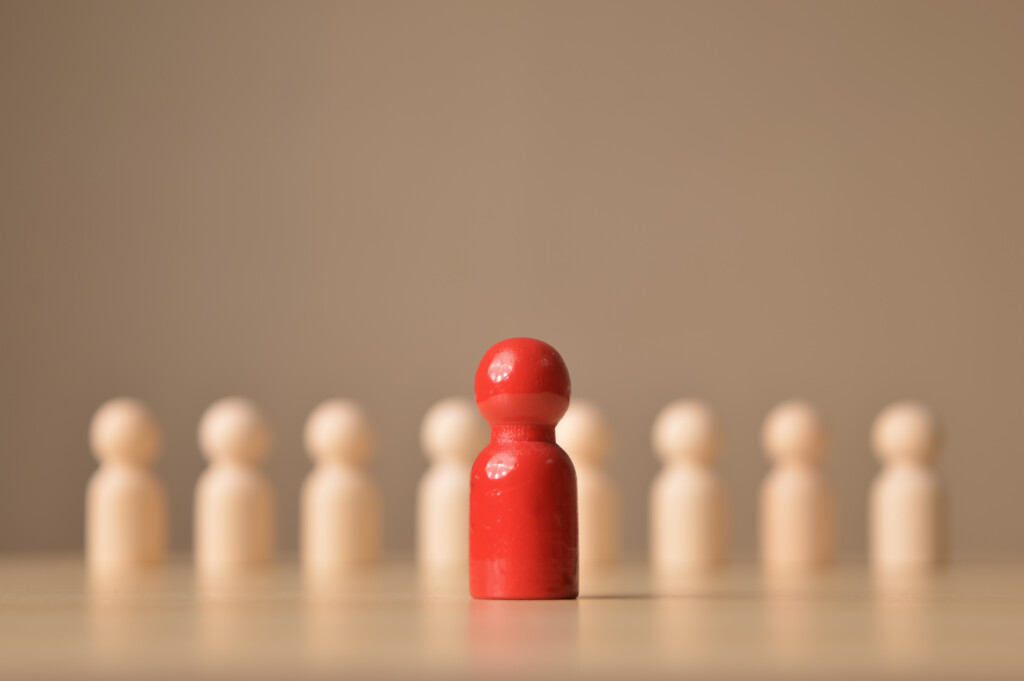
(470, 337, 579, 600)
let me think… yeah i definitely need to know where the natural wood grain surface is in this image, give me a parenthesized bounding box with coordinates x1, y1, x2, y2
(0, 557, 1022, 679)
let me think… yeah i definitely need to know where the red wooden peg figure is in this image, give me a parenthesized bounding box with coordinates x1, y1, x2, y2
(469, 337, 579, 600)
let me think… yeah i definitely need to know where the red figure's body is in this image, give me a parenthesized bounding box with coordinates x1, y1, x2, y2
(470, 338, 579, 600)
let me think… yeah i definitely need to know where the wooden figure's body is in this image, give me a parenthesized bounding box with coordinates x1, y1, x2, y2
(417, 461, 471, 568)
(86, 398, 166, 571)
(649, 400, 727, 571)
(87, 466, 167, 569)
(871, 465, 944, 569)
(470, 338, 578, 600)
(195, 465, 275, 568)
(870, 401, 945, 571)
(576, 465, 620, 567)
(761, 465, 835, 570)
(303, 464, 380, 570)
(651, 463, 727, 569)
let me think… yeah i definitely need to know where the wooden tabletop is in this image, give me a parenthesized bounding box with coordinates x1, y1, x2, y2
(1, 556, 1022, 679)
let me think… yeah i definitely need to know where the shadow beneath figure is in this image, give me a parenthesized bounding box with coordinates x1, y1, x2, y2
(873, 569, 940, 669)
(88, 565, 169, 659)
(468, 597, 581, 667)
(581, 564, 752, 601)
(580, 591, 761, 601)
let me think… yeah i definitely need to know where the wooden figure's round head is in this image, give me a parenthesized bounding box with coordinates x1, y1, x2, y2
(199, 397, 271, 465)
(474, 337, 571, 427)
(304, 399, 375, 465)
(872, 401, 940, 466)
(421, 396, 487, 465)
(762, 400, 827, 465)
(89, 397, 161, 465)
(652, 399, 720, 465)
(557, 399, 612, 465)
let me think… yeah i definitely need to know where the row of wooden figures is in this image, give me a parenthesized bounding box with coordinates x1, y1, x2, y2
(86, 396, 945, 575)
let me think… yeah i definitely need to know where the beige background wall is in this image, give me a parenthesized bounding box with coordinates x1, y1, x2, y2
(1, 1, 1021, 559)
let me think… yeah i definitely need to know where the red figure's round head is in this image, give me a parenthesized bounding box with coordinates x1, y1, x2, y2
(474, 338, 571, 427)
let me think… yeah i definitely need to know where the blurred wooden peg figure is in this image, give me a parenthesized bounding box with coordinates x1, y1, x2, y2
(760, 400, 836, 573)
(417, 397, 488, 571)
(195, 398, 275, 573)
(870, 401, 946, 572)
(87, 398, 167, 572)
(649, 400, 727, 573)
(557, 399, 621, 569)
(302, 399, 381, 573)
